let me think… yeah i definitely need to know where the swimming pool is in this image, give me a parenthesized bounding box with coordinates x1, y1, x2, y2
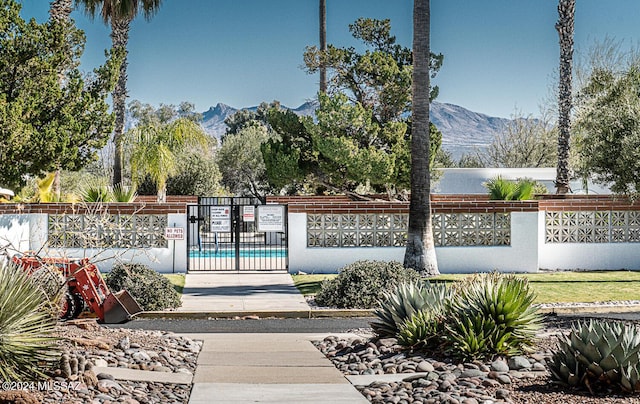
(189, 249, 287, 258)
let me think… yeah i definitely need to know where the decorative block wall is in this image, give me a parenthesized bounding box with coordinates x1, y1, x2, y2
(306, 212, 511, 248)
(48, 214, 168, 248)
(545, 211, 640, 243)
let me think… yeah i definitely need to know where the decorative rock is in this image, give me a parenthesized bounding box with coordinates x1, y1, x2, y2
(532, 362, 546, 371)
(117, 336, 130, 350)
(93, 358, 109, 368)
(496, 374, 512, 385)
(507, 356, 532, 370)
(490, 359, 509, 373)
(495, 389, 510, 399)
(96, 372, 115, 381)
(459, 369, 487, 378)
(417, 361, 434, 372)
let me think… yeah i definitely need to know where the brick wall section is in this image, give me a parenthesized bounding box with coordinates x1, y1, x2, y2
(0, 203, 186, 215)
(271, 195, 640, 214)
(135, 195, 198, 204)
(538, 196, 640, 212)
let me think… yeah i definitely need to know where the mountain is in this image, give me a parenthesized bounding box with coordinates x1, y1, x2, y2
(430, 102, 510, 160)
(200, 100, 319, 141)
(198, 100, 508, 159)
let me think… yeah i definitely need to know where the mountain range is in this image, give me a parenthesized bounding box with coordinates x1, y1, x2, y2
(199, 100, 510, 160)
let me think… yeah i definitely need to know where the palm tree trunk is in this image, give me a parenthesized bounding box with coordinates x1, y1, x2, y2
(319, 0, 327, 93)
(555, 0, 575, 194)
(404, 0, 438, 276)
(110, 18, 131, 187)
(48, 0, 73, 24)
(49, 0, 73, 200)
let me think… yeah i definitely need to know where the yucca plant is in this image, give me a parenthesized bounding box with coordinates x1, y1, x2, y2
(0, 261, 60, 381)
(446, 272, 542, 360)
(371, 281, 452, 338)
(550, 319, 640, 394)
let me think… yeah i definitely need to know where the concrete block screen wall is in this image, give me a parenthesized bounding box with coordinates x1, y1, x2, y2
(0, 203, 188, 273)
(271, 195, 640, 274)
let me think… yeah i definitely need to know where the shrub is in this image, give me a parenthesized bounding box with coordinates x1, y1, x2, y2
(550, 319, 640, 393)
(314, 260, 421, 309)
(371, 281, 451, 338)
(0, 261, 59, 381)
(445, 272, 541, 359)
(484, 176, 539, 200)
(106, 263, 181, 311)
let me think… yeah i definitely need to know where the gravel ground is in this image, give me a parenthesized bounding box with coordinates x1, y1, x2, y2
(317, 314, 640, 404)
(0, 319, 202, 404)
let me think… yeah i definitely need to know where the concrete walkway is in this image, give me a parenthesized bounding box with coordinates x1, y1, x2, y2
(183, 332, 368, 404)
(178, 272, 310, 313)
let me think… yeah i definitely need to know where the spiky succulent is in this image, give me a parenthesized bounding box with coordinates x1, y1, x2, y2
(550, 319, 640, 393)
(0, 261, 60, 381)
(371, 281, 452, 338)
(397, 309, 442, 349)
(446, 272, 541, 359)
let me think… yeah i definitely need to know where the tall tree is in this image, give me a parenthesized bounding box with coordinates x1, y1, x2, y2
(0, 0, 120, 190)
(128, 117, 209, 202)
(319, 0, 327, 93)
(403, 0, 438, 275)
(49, 0, 73, 23)
(77, 0, 163, 187)
(555, 0, 575, 194)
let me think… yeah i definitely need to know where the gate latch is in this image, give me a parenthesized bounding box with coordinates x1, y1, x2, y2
(188, 215, 204, 224)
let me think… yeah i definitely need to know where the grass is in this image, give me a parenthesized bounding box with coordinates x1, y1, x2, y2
(164, 274, 185, 295)
(292, 271, 640, 304)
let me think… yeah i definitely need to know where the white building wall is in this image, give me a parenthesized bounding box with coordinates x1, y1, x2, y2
(7, 213, 187, 273)
(537, 213, 640, 270)
(287, 212, 538, 274)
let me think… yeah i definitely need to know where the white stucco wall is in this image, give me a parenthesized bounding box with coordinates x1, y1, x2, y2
(0, 214, 36, 257)
(537, 213, 640, 270)
(287, 212, 539, 274)
(9, 213, 187, 273)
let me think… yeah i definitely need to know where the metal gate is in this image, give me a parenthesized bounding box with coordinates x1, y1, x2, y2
(187, 197, 288, 271)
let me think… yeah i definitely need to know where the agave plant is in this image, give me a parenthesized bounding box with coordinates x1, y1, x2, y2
(397, 308, 442, 349)
(111, 184, 137, 202)
(81, 183, 112, 202)
(0, 261, 60, 381)
(446, 272, 541, 359)
(550, 319, 640, 393)
(371, 281, 452, 338)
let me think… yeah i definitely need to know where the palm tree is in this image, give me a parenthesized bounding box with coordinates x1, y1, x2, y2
(128, 118, 209, 202)
(319, 0, 327, 93)
(77, 0, 163, 187)
(403, 0, 438, 276)
(555, 0, 575, 194)
(49, 0, 73, 23)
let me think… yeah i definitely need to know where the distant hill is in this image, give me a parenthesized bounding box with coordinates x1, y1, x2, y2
(197, 100, 508, 159)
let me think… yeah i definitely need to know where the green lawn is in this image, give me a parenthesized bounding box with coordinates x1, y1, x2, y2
(292, 271, 640, 304)
(164, 274, 185, 295)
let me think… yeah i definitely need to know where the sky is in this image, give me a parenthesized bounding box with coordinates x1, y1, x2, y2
(16, 0, 640, 119)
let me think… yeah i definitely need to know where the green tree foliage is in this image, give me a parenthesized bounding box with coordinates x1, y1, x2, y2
(574, 63, 640, 196)
(304, 17, 443, 120)
(128, 118, 210, 202)
(263, 18, 443, 198)
(216, 125, 274, 202)
(0, 0, 121, 189)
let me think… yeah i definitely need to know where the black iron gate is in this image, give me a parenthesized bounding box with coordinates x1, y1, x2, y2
(187, 197, 288, 271)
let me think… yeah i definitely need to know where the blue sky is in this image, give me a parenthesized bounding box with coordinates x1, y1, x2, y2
(17, 0, 640, 118)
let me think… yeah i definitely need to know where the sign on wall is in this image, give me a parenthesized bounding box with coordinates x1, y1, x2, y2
(164, 227, 185, 240)
(257, 205, 285, 232)
(242, 205, 255, 222)
(209, 206, 231, 232)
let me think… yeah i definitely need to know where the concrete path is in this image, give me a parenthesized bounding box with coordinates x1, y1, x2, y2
(178, 272, 310, 313)
(183, 332, 369, 404)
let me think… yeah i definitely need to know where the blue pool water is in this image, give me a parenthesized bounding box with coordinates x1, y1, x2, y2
(189, 249, 287, 258)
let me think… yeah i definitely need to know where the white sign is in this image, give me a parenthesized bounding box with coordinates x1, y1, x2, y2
(242, 205, 255, 222)
(257, 205, 285, 232)
(164, 227, 185, 240)
(209, 206, 231, 232)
